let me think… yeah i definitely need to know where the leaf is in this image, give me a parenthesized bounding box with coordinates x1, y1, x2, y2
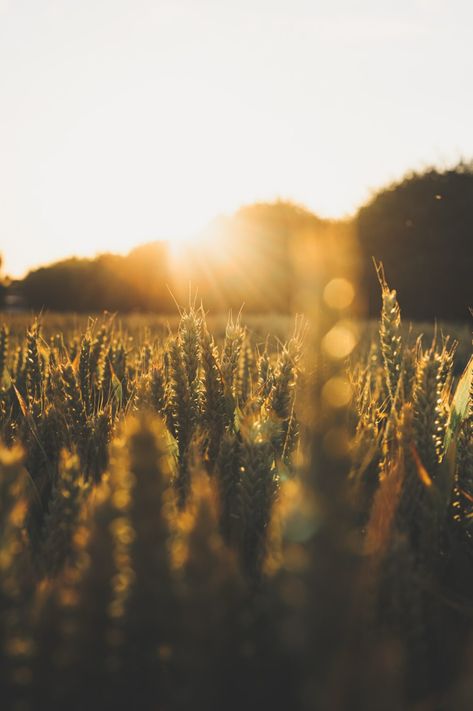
(411, 442, 455, 516)
(71, 348, 81, 373)
(444, 355, 473, 453)
(365, 449, 405, 555)
(410, 444, 433, 488)
(459, 488, 473, 505)
(109, 362, 123, 408)
(13, 384, 28, 418)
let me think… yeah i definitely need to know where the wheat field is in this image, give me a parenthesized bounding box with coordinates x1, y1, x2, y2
(0, 279, 472, 710)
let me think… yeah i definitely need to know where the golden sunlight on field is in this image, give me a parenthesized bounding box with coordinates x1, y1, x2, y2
(2, 1, 473, 709)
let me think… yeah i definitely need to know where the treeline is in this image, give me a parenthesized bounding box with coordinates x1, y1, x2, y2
(21, 242, 172, 313)
(15, 162, 473, 320)
(357, 161, 473, 321)
(21, 203, 350, 314)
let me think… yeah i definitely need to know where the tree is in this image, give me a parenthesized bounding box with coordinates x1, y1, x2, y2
(356, 163, 473, 321)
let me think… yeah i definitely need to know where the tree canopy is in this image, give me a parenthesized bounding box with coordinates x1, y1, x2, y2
(356, 163, 473, 321)
(13, 169, 473, 321)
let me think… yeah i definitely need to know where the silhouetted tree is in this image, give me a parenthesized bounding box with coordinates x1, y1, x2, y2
(20, 204, 335, 314)
(356, 163, 473, 321)
(21, 244, 174, 313)
(170, 201, 332, 313)
(19, 172, 473, 320)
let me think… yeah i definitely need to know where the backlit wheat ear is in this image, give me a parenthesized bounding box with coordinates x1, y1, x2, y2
(0, 443, 27, 541)
(89, 324, 108, 387)
(60, 363, 90, 470)
(36, 451, 89, 579)
(26, 323, 43, 405)
(383, 403, 429, 595)
(257, 344, 274, 404)
(0, 443, 35, 705)
(14, 343, 25, 384)
(150, 363, 166, 417)
(178, 308, 202, 431)
(400, 343, 417, 403)
(235, 338, 253, 408)
(267, 334, 302, 461)
(101, 345, 114, 404)
(452, 417, 473, 537)
(179, 309, 201, 387)
(140, 338, 153, 375)
(87, 409, 113, 482)
(200, 322, 226, 470)
(168, 336, 193, 507)
(376, 263, 403, 404)
(221, 313, 245, 423)
(64, 462, 130, 693)
(119, 416, 174, 695)
(0, 324, 8, 387)
(79, 334, 92, 415)
(40, 403, 66, 467)
(215, 431, 241, 544)
(237, 419, 279, 582)
(412, 346, 451, 477)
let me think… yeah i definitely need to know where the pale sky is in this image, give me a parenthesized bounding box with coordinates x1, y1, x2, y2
(1, 0, 472, 276)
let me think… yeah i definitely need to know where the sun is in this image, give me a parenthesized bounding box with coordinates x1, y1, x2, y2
(166, 230, 201, 259)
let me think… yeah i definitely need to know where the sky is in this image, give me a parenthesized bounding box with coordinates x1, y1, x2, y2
(1, 0, 473, 277)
